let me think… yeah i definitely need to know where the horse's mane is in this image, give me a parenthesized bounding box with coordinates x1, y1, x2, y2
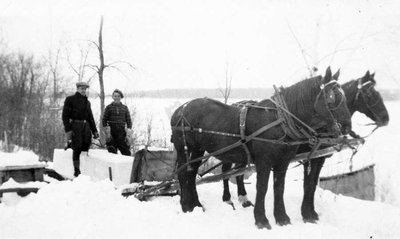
(280, 75, 322, 115)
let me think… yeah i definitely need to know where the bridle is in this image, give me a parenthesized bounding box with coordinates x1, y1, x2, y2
(313, 80, 347, 135)
(354, 78, 385, 128)
(355, 79, 382, 110)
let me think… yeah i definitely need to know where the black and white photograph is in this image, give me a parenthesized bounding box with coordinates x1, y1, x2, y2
(0, 0, 399, 238)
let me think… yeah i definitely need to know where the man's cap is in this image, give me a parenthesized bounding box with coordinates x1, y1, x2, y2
(76, 82, 90, 88)
(113, 89, 124, 98)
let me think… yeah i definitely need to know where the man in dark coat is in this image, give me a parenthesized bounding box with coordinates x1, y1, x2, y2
(102, 89, 132, 156)
(62, 82, 99, 177)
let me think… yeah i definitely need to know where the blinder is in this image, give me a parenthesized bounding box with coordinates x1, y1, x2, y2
(313, 80, 347, 135)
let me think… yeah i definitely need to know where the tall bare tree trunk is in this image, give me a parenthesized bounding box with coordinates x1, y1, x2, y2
(98, 16, 106, 143)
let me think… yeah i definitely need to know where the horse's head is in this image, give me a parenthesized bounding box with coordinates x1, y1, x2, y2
(311, 67, 352, 136)
(351, 71, 389, 127)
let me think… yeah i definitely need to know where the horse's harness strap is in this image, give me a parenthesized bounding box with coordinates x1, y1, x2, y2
(271, 86, 315, 140)
(239, 106, 252, 165)
(172, 118, 286, 177)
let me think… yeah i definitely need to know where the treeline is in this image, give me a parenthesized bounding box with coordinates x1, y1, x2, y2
(131, 88, 400, 101)
(129, 88, 275, 99)
(0, 51, 66, 160)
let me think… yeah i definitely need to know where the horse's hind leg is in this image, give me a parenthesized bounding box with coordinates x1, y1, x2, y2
(187, 149, 205, 210)
(236, 174, 253, 207)
(222, 162, 235, 209)
(273, 163, 291, 226)
(176, 146, 194, 212)
(301, 157, 326, 223)
(235, 162, 253, 208)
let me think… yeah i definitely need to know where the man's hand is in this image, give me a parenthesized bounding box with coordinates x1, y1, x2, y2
(104, 126, 112, 143)
(93, 132, 99, 139)
(66, 131, 72, 141)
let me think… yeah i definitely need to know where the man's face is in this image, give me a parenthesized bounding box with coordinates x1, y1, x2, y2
(77, 86, 88, 96)
(112, 92, 122, 103)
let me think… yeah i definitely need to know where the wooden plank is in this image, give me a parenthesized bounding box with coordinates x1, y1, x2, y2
(0, 164, 46, 171)
(0, 187, 40, 194)
(0, 187, 40, 198)
(291, 138, 363, 163)
(0, 168, 45, 185)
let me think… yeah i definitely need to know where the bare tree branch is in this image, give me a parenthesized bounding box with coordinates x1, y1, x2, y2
(286, 19, 313, 75)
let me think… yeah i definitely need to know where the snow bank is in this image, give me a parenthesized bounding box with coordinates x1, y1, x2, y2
(0, 174, 399, 238)
(0, 150, 45, 168)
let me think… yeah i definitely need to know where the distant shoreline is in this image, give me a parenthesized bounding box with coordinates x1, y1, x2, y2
(122, 88, 400, 101)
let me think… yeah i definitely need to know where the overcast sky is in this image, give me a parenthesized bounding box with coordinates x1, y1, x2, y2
(0, 0, 399, 93)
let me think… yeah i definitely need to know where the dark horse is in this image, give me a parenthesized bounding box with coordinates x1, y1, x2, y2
(300, 70, 389, 223)
(220, 70, 389, 223)
(170, 67, 352, 229)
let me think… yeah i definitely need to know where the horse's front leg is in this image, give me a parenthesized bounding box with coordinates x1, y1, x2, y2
(302, 157, 326, 223)
(253, 159, 272, 229)
(273, 162, 291, 226)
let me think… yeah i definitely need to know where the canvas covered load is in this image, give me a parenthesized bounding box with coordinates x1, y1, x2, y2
(130, 148, 178, 183)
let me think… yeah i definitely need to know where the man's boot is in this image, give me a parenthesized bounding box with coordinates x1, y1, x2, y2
(72, 150, 81, 177)
(74, 167, 81, 177)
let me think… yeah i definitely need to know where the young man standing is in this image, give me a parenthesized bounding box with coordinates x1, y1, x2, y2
(102, 89, 132, 156)
(62, 82, 99, 177)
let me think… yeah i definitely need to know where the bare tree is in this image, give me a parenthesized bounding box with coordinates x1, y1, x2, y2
(65, 43, 92, 82)
(88, 16, 136, 143)
(64, 16, 136, 144)
(218, 60, 233, 104)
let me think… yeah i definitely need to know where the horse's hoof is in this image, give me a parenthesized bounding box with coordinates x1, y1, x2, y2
(276, 216, 291, 226)
(224, 200, 236, 210)
(241, 201, 254, 208)
(276, 219, 291, 226)
(303, 218, 318, 224)
(302, 211, 319, 223)
(238, 195, 253, 208)
(181, 203, 195, 213)
(255, 221, 272, 230)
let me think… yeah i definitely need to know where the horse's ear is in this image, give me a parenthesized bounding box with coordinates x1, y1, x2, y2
(332, 69, 340, 81)
(323, 66, 332, 83)
(364, 70, 370, 79)
(370, 72, 376, 84)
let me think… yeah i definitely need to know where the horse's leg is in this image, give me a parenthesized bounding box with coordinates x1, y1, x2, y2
(235, 162, 253, 208)
(301, 157, 326, 223)
(273, 162, 291, 226)
(253, 157, 272, 229)
(187, 149, 205, 210)
(222, 162, 235, 209)
(176, 146, 194, 212)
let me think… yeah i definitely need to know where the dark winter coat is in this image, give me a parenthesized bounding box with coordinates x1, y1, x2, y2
(102, 102, 132, 155)
(62, 92, 98, 151)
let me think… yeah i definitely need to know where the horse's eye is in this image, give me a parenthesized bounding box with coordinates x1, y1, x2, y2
(327, 90, 336, 104)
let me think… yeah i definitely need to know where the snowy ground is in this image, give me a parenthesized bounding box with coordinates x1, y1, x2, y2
(0, 100, 399, 238)
(0, 174, 399, 238)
